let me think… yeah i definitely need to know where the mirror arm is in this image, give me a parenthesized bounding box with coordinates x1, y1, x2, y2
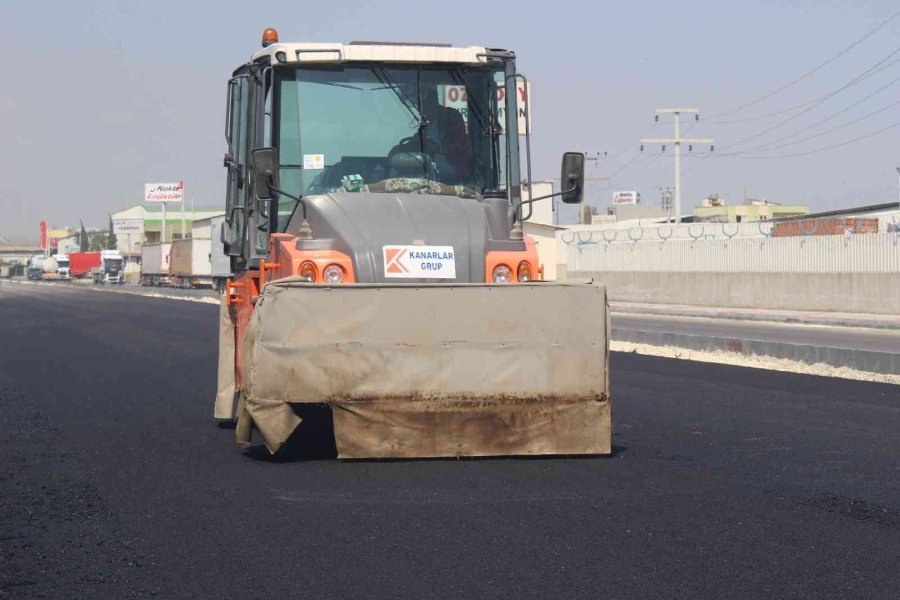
(264, 171, 307, 221)
(511, 184, 578, 219)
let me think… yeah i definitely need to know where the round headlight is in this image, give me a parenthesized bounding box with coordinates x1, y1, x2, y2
(298, 261, 317, 282)
(517, 261, 533, 282)
(492, 264, 512, 283)
(323, 264, 345, 284)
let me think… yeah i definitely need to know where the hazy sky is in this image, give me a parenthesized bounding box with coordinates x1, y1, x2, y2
(1, 0, 898, 240)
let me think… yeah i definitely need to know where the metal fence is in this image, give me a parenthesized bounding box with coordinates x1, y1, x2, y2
(561, 210, 900, 244)
(559, 230, 900, 274)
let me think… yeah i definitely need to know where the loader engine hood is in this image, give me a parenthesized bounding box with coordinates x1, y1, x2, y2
(291, 192, 517, 283)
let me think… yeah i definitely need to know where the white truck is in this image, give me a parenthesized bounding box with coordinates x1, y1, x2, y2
(91, 249, 125, 284)
(34, 256, 60, 280)
(56, 254, 70, 280)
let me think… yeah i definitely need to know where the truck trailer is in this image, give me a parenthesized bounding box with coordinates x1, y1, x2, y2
(167, 217, 231, 290)
(215, 30, 610, 459)
(139, 243, 171, 286)
(68, 252, 102, 278)
(169, 237, 213, 288)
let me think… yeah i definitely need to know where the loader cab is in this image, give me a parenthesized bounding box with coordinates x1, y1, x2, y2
(223, 32, 583, 285)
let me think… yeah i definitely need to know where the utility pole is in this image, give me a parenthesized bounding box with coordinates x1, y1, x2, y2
(641, 108, 713, 223)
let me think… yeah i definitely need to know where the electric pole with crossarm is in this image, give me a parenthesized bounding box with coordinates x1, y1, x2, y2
(641, 108, 713, 223)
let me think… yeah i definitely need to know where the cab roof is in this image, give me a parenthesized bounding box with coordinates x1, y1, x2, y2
(251, 42, 512, 66)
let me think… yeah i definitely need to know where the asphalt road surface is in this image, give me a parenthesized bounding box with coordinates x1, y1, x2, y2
(1, 282, 898, 599)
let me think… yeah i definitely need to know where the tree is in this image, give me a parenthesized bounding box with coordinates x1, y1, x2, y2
(79, 221, 89, 252)
(106, 215, 118, 250)
(88, 231, 107, 252)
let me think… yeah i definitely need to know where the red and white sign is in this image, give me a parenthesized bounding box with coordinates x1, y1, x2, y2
(441, 81, 532, 134)
(39, 221, 47, 250)
(144, 181, 184, 203)
(383, 245, 456, 279)
(49, 238, 58, 249)
(613, 190, 640, 205)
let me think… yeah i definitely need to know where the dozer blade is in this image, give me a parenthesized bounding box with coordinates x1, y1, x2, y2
(234, 278, 611, 458)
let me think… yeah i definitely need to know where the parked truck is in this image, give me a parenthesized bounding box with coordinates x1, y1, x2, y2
(169, 237, 213, 289)
(69, 252, 102, 278)
(27, 255, 59, 280)
(91, 249, 125, 284)
(139, 243, 171, 286)
(167, 216, 230, 290)
(55, 254, 70, 280)
(27, 255, 46, 280)
(214, 30, 609, 459)
(208, 215, 231, 292)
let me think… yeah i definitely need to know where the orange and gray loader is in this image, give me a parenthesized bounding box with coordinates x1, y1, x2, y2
(214, 30, 611, 458)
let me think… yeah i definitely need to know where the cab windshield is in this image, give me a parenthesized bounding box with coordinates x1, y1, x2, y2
(275, 64, 516, 227)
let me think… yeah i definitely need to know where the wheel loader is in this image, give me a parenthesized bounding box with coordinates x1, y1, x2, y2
(214, 29, 611, 458)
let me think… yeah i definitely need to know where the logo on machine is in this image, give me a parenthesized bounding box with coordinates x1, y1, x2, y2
(383, 245, 456, 279)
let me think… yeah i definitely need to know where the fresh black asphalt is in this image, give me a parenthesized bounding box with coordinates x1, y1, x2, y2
(1, 283, 898, 599)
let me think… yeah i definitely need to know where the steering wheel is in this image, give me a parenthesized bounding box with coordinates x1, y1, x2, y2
(391, 134, 441, 156)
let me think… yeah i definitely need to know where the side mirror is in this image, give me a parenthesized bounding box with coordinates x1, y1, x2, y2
(250, 147, 279, 200)
(560, 151, 585, 204)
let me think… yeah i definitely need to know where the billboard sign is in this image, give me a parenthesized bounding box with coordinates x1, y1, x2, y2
(441, 81, 532, 134)
(40, 220, 47, 250)
(613, 190, 640, 205)
(144, 182, 184, 203)
(57, 236, 81, 254)
(113, 219, 145, 235)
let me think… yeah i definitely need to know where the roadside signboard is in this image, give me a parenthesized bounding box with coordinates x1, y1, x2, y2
(144, 182, 184, 203)
(57, 236, 81, 254)
(613, 190, 640, 205)
(441, 81, 532, 134)
(113, 219, 145, 235)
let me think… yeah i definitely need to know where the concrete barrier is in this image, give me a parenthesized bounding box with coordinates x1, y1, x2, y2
(560, 270, 900, 314)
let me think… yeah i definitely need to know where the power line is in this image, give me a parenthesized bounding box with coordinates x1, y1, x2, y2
(724, 73, 900, 155)
(744, 98, 900, 152)
(718, 46, 900, 152)
(707, 56, 900, 125)
(728, 118, 900, 160)
(708, 9, 900, 120)
(606, 121, 659, 178)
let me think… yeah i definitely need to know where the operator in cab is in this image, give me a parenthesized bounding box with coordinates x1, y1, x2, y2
(389, 83, 470, 183)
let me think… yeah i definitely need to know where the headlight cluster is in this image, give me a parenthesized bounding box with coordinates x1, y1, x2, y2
(298, 261, 345, 284)
(492, 261, 534, 283)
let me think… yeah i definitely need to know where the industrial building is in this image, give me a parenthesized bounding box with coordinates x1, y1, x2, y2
(111, 204, 224, 254)
(693, 197, 810, 222)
